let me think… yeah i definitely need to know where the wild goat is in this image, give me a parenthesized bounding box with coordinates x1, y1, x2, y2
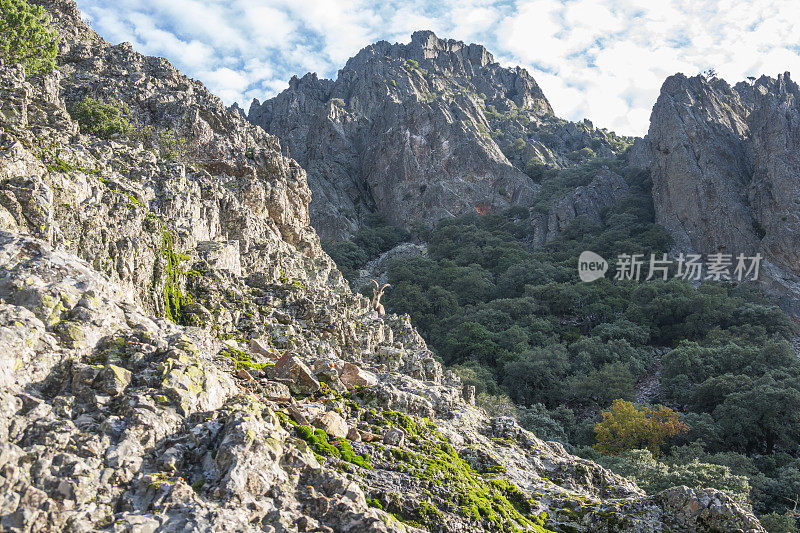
(371, 280, 390, 316)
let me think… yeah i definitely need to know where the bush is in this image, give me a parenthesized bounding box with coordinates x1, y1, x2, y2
(594, 399, 688, 456)
(524, 157, 550, 181)
(475, 392, 517, 417)
(0, 0, 58, 74)
(568, 147, 596, 161)
(760, 512, 798, 533)
(68, 96, 133, 138)
(588, 449, 751, 506)
(129, 124, 196, 161)
(405, 59, 418, 68)
(517, 403, 575, 443)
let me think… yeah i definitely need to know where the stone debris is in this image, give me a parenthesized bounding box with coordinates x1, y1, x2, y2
(313, 412, 349, 440)
(272, 353, 321, 395)
(383, 427, 406, 447)
(340, 362, 379, 389)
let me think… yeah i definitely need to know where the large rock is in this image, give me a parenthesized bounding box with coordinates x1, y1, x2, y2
(645, 72, 800, 314)
(249, 31, 601, 240)
(654, 486, 765, 532)
(339, 362, 378, 389)
(272, 353, 320, 395)
(313, 412, 349, 440)
(526, 168, 630, 247)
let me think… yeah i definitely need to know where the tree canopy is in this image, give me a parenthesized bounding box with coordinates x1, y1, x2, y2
(0, 0, 59, 74)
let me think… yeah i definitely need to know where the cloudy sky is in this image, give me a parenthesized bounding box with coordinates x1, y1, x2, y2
(75, 0, 800, 136)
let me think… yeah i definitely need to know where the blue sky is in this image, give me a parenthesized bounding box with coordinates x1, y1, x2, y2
(74, 0, 800, 136)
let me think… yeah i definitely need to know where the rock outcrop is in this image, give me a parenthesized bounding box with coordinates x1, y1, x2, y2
(526, 168, 631, 248)
(248, 31, 631, 240)
(643, 72, 800, 314)
(0, 1, 766, 531)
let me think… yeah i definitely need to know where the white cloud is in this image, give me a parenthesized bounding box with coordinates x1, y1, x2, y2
(74, 0, 800, 136)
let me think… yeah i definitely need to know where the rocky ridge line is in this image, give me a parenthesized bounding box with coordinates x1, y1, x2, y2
(640, 72, 800, 314)
(248, 31, 632, 241)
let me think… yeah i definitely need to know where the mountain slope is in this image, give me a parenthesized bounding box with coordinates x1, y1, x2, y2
(0, 1, 768, 532)
(248, 31, 631, 241)
(639, 72, 800, 314)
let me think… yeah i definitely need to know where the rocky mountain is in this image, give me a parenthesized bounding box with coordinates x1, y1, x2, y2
(0, 1, 768, 531)
(248, 31, 632, 241)
(637, 72, 800, 314)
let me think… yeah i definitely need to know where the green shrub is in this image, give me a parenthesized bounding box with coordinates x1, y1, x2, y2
(760, 512, 798, 533)
(0, 0, 58, 74)
(568, 147, 596, 161)
(405, 59, 418, 68)
(524, 157, 549, 181)
(68, 96, 133, 138)
(585, 448, 751, 507)
(129, 124, 194, 161)
(330, 98, 345, 108)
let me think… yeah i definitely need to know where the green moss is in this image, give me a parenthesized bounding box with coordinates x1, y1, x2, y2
(149, 472, 174, 489)
(56, 322, 85, 348)
(384, 411, 420, 435)
(152, 394, 171, 404)
(367, 498, 384, 510)
(36, 142, 101, 176)
(390, 447, 417, 463)
(220, 347, 268, 370)
(416, 502, 444, 523)
(338, 439, 372, 469)
(158, 227, 193, 323)
(310, 381, 335, 401)
(489, 479, 533, 515)
(557, 507, 582, 520)
(379, 413, 554, 532)
(295, 425, 372, 469)
(275, 411, 294, 425)
(531, 511, 548, 527)
(190, 479, 205, 493)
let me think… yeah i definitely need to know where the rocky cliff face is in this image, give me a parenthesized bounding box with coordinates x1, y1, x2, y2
(643, 72, 800, 314)
(248, 31, 631, 241)
(0, 1, 767, 531)
(526, 168, 631, 248)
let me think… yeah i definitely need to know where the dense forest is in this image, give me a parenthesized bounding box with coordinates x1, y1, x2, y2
(325, 156, 800, 532)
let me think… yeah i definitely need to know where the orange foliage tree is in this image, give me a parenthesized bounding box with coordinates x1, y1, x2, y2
(594, 399, 688, 456)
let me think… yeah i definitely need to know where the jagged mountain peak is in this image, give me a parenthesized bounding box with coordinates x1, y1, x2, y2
(343, 30, 496, 78)
(644, 68, 800, 314)
(248, 32, 632, 240)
